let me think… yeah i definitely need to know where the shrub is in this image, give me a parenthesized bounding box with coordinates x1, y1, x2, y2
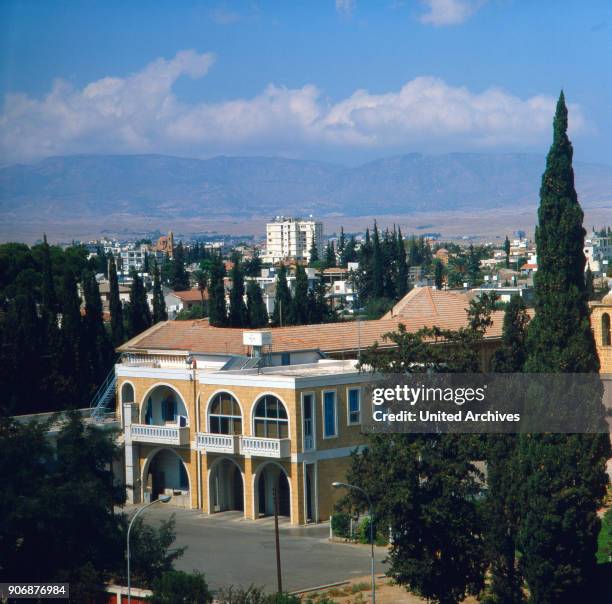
(596, 507, 612, 564)
(150, 570, 212, 603)
(357, 517, 387, 546)
(331, 512, 351, 539)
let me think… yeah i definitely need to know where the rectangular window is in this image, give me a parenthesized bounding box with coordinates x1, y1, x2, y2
(348, 388, 361, 425)
(323, 391, 337, 438)
(302, 393, 314, 450)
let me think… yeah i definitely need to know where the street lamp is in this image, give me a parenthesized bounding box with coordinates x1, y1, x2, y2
(127, 495, 172, 604)
(332, 482, 375, 604)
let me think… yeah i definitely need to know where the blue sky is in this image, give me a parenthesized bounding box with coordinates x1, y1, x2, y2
(1, 0, 610, 165)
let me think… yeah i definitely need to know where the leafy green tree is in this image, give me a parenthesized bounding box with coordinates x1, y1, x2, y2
(170, 242, 190, 291)
(246, 280, 269, 327)
(272, 264, 292, 327)
(127, 270, 152, 338)
(152, 262, 168, 322)
(290, 264, 309, 325)
(228, 258, 248, 327)
(491, 295, 529, 373)
(150, 570, 212, 604)
(109, 256, 125, 345)
(518, 92, 611, 604)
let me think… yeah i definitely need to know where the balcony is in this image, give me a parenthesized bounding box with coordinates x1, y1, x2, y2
(130, 424, 190, 446)
(240, 436, 291, 459)
(196, 433, 240, 454)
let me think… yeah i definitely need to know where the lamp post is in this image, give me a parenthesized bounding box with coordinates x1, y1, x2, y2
(332, 482, 375, 604)
(127, 495, 171, 604)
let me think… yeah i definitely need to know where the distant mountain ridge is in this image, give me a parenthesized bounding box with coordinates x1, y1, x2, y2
(1, 153, 611, 221)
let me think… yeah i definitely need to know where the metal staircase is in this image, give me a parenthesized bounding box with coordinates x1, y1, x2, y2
(90, 369, 117, 422)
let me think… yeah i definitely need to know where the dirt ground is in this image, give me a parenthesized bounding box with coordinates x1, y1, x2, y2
(297, 575, 480, 604)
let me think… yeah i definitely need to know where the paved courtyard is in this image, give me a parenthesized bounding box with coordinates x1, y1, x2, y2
(128, 505, 388, 592)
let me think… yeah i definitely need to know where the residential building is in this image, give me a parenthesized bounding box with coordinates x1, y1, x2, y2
(165, 288, 207, 319)
(263, 217, 323, 263)
(585, 231, 612, 276)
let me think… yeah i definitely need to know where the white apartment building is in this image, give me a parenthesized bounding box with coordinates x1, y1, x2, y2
(585, 231, 612, 276)
(264, 217, 323, 263)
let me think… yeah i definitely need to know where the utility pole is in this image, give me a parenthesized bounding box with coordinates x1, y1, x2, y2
(273, 484, 283, 593)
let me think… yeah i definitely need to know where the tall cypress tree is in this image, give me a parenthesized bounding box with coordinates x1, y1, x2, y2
(518, 93, 610, 603)
(324, 241, 336, 268)
(59, 271, 83, 403)
(170, 242, 190, 291)
(309, 240, 319, 264)
(504, 235, 511, 269)
(290, 264, 309, 325)
(41, 234, 56, 315)
(371, 222, 384, 299)
(272, 264, 292, 327)
(81, 270, 113, 390)
(108, 256, 125, 346)
(246, 280, 268, 328)
(152, 262, 167, 323)
(396, 227, 408, 298)
(127, 270, 152, 338)
(208, 259, 227, 327)
(228, 258, 248, 327)
(491, 294, 529, 373)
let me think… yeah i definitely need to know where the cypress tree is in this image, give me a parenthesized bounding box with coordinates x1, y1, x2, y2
(170, 242, 190, 291)
(272, 264, 292, 327)
(338, 227, 346, 262)
(434, 259, 444, 290)
(127, 270, 152, 338)
(152, 262, 167, 323)
(491, 294, 529, 373)
(341, 235, 357, 266)
(518, 93, 610, 603)
(371, 222, 384, 299)
(290, 264, 309, 325)
(246, 280, 268, 328)
(504, 235, 511, 269)
(228, 258, 248, 327)
(59, 271, 83, 402)
(309, 240, 319, 264)
(108, 256, 125, 346)
(81, 270, 113, 389)
(396, 227, 408, 298)
(584, 267, 595, 301)
(324, 241, 336, 268)
(41, 234, 56, 315)
(208, 260, 227, 327)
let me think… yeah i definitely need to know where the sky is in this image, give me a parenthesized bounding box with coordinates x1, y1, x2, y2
(0, 0, 610, 166)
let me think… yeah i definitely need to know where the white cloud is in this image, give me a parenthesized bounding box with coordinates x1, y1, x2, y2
(0, 50, 586, 163)
(336, 0, 356, 17)
(419, 0, 487, 26)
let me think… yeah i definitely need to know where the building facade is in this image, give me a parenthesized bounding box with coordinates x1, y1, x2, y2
(116, 339, 369, 525)
(264, 217, 323, 263)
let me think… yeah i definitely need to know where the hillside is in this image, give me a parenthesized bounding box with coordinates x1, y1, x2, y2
(1, 153, 611, 222)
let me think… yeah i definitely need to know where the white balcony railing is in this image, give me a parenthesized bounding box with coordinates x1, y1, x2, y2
(196, 433, 239, 454)
(239, 436, 291, 458)
(130, 424, 190, 446)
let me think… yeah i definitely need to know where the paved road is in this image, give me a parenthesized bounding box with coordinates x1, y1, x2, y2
(126, 506, 387, 592)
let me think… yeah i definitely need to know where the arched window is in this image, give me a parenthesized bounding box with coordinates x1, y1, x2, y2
(209, 392, 242, 435)
(254, 395, 288, 439)
(602, 313, 611, 347)
(121, 382, 135, 403)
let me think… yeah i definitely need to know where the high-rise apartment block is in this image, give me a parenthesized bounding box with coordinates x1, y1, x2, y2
(264, 216, 323, 263)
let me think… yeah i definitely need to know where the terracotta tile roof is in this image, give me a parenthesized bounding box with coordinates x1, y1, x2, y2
(169, 288, 208, 302)
(118, 287, 505, 355)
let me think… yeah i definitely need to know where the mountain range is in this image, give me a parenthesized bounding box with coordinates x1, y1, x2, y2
(1, 153, 611, 222)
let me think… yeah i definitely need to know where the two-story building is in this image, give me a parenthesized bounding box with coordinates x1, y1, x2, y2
(116, 333, 372, 525)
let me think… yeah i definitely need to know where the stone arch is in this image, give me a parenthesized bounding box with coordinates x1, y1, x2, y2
(207, 456, 245, 515)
